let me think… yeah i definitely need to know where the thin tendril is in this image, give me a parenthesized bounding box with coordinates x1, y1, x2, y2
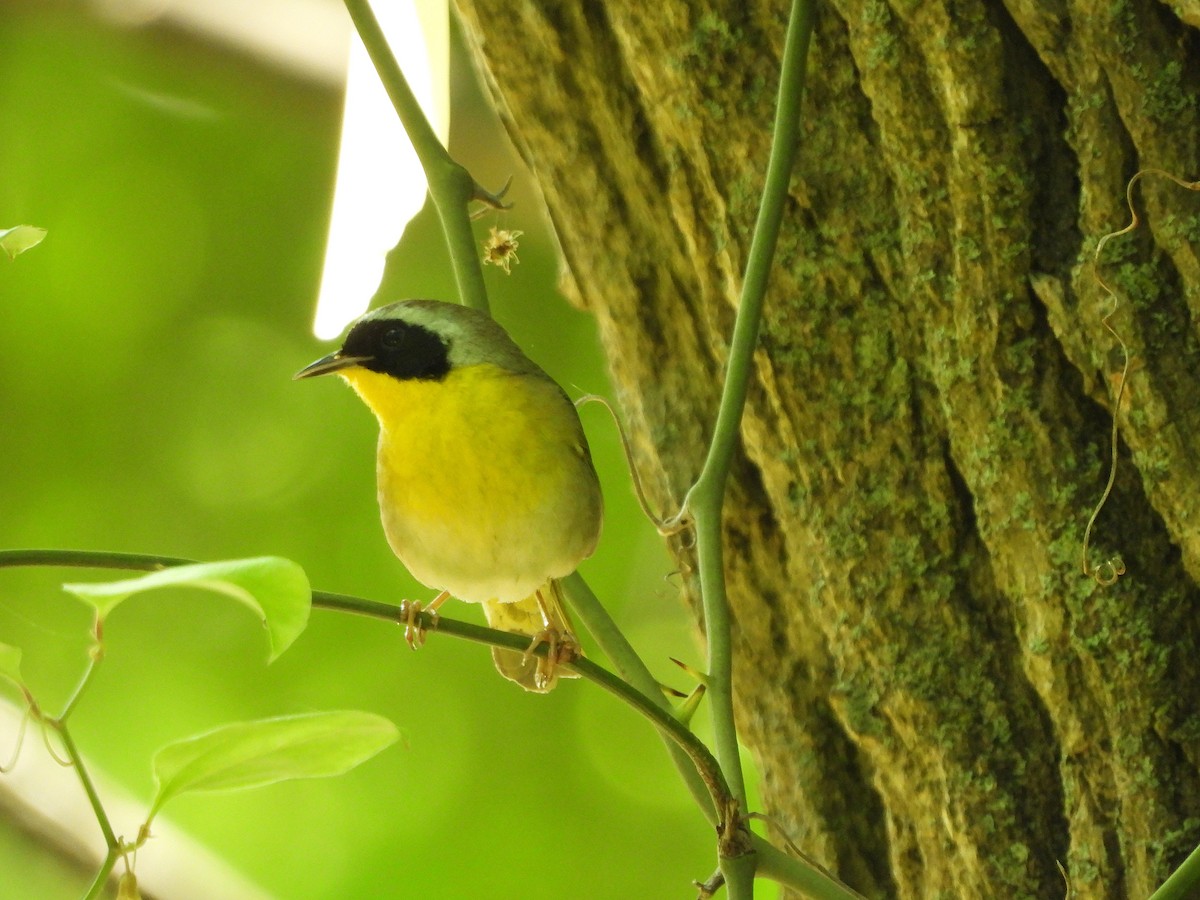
(1082, 168, 1200, 585)
(0, 707, 28, 773)
(40, 720, 71, 767)
(576, 394, 691, 535)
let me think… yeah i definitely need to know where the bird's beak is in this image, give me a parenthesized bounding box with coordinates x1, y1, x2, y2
(293, 352, 372, 380)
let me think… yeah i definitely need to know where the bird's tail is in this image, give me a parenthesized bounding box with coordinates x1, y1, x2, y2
(481, 579, 582, 693)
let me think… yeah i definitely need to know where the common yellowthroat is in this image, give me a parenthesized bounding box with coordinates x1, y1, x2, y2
(296, 299, 603, 691)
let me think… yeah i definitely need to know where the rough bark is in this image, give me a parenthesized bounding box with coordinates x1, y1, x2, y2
(453, 2, 1200, 897)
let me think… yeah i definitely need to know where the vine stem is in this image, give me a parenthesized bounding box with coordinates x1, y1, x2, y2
(50, 714, 128, 900)
(678, 0, 815, 892)
(340, 0, 490, 313)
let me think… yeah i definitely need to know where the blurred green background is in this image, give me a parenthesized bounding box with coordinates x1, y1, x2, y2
(0, 2, 771, 898)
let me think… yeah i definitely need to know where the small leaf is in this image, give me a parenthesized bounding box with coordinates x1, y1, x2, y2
(63, 557, 310, 661)
(0, 225, 47, 259)
(0, 642, 22, 685)
(149, 711, 399, 818)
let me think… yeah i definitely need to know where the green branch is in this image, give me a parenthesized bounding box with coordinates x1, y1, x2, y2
(57, 617, 102, 722)
(684, 0, 815, 838)
(0, 549, 195, 570)
(61, 718, 123, 900)
(341, 0, 490, 313)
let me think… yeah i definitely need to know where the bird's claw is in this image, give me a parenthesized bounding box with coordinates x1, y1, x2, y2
(522, 627, 582, 690)
(399, 599, 438, 649)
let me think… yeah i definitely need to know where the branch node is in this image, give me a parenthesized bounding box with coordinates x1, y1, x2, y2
(717, 796, 754, 859)
(470, 175, 514, 217)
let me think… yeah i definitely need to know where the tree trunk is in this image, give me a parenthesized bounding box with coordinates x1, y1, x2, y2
(452, 1, 1200, 896)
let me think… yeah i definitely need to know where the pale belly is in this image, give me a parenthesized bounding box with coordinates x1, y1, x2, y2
(373, 383, 602, 603)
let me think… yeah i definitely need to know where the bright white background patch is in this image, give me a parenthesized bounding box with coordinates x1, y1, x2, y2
(313, 1, 450, 340)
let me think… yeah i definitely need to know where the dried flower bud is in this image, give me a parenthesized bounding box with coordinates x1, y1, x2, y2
(482, 227, 523, 274)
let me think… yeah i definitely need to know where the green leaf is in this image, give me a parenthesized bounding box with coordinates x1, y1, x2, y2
(0, 642, 22, 685)
(63, 557, 310, 661)
(0, 225, 47, 259)
(149, 711, 399, 818)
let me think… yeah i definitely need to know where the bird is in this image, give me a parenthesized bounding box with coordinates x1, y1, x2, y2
(295, 299, 603, 692)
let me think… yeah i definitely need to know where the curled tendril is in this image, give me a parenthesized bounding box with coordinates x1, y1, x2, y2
(1092, 557, 1127, 587)
(1081, 168, 1200, 585)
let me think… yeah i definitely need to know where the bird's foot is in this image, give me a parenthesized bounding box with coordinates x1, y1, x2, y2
(399, 599, 432, 648)
(399, 591, 448, 648)
(522, 627, 582, 690)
